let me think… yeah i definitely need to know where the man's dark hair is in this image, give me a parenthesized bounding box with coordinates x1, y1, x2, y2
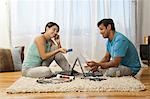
(97, 18, 115, 31)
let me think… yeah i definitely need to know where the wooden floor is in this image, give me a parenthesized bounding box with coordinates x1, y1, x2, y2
(0, 67, 150, 99)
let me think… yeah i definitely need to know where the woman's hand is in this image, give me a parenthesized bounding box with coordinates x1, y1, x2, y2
(50, 34, 61, 48)
(54, 35, 61, 47)
(58, 48, 67, 53)
(86, 61, 100, 72)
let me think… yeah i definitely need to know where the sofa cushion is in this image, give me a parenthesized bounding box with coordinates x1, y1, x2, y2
(0, 46, 24, 72)
(0, 48, 14, 72)
(11, 46, 24, 71)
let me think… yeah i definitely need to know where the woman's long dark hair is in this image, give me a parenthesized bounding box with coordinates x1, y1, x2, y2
(41, 22, 59, 34)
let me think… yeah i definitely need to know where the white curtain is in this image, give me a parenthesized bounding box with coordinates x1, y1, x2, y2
(10, 0, 136, 63)
(0, 0, 10, 48)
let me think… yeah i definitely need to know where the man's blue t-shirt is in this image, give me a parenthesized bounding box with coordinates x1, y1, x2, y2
(106, 32, 141, 75)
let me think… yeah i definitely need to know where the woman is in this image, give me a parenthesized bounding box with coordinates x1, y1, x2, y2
(22, 22, 71, 78)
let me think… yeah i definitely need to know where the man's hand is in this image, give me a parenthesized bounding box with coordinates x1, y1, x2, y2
(86, 61, 100, 72)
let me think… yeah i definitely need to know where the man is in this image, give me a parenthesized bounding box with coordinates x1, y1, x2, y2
(86, 18, 141, 77)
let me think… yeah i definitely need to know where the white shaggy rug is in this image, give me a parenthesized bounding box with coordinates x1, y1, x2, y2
(6, 76, 145, 93)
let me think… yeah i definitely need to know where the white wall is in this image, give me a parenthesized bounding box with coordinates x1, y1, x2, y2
(0, 0, 10, 48)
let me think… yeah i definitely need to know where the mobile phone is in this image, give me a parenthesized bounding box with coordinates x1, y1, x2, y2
(54, 35, 59, 40)
(66, 48, 73, 52)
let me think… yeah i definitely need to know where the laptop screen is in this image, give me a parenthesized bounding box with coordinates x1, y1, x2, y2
(71, 57, 95, 77)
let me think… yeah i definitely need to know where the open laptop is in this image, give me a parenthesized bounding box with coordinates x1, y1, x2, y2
(75, 56, 106, 81)
(74, 57, 103, 77)
(55, 58, 80, 76)
(56, 57, 89, 76)
(57, 52, 103, 77)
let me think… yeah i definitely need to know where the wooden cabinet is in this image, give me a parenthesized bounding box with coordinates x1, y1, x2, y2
(140, 36, 150, 66)
(140, 44, 150, 66)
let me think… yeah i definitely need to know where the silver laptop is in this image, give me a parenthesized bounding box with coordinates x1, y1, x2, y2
(71, 57, 103, 77)
(58, 52, 103, 77)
